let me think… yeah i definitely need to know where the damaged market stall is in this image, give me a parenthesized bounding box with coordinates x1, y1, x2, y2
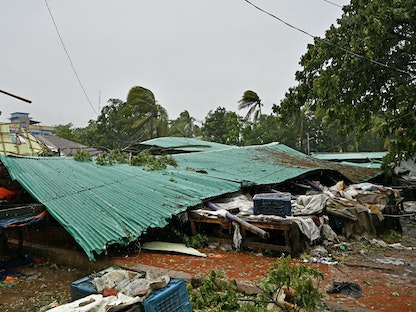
(188, 180, 402, 257)
(0, 140, 386, 261)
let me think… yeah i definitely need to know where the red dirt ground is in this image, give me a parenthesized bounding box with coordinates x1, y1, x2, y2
(2, 223, 416, 311)
(118, 244, 416, 312)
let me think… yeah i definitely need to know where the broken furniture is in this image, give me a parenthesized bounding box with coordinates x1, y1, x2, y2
(188, 210, 303, 256)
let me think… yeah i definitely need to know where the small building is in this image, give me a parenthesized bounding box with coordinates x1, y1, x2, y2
(8, 112, 56, 136)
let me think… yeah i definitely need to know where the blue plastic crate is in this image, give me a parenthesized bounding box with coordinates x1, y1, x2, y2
(253, 193, 291, 216)
(70, 266, 140, 301)
(70, 274, 97, 301)
(141, 279, 192, 312)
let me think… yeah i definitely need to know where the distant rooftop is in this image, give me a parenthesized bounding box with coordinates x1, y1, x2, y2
(312, 152, 387, 161)
(9, 112, 40, 125)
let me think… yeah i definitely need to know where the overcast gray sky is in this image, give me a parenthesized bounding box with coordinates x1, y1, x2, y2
(1, 0, 348, 127)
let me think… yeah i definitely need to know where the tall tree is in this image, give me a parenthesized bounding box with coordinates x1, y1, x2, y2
(169, 110, 200, 137)
(241, 115, 281, 146)
(202, 107, 243, 145)
(275, 0, 416, 165)
(55, 123, 75, 140)
(123, 86, 169, 141)
(89, 98, 132, 149)
(238, 90, 263, 122)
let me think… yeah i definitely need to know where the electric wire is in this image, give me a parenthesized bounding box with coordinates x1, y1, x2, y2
(44, 0, 98, 116)
(243, 0, 415, 153)
(322, 0, 343, 8)
(243, 0, 415, 78)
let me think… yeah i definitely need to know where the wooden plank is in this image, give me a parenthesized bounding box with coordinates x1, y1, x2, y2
(188, 211, 303, 256)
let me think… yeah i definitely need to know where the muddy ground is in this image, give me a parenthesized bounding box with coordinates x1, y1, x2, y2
(1, 214, 416, 311)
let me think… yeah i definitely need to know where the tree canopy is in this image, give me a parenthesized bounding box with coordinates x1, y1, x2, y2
(169, 110, 200, 137)
(124, 86, 169, 140)
(202, 107, 243, 145)
(274, 0, 415, 165)
(238, 90, 263, 122)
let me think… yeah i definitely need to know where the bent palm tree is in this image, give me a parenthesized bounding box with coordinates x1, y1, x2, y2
(123, 86, 168, 140)
(238, 90, 263, 122)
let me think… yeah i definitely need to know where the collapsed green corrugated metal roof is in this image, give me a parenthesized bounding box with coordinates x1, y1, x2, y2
(174, 142, 383, 184)
(0, 155, 240, 260)
(0, 141, 383, 260)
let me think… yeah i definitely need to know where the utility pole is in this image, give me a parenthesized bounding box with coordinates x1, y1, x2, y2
(0, 89, 32, 103)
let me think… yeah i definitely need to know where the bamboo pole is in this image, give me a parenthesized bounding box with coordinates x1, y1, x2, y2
(206, 202, 270, 240)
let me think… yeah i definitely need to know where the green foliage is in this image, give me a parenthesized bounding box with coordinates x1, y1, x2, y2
(188, 271, 264, 312)
(74, 150, 92, 162)
(98, 99, 133, 149)
(276, 0, 416, 162)
(188, 257, 323, 312)
(183, 234, 209, 249)
(238, 90, 263, 122)
(381, 229, 402, 244)
(95, 150, 128, 166)
(72, 88, 169, 150)
(130, 150, 177, 170)
(259, 257, 323, 311)
(55, 124, 75, 140)
(241, 114, 281, 146)
(169, 110, 201, 137)
(38, 148, 55, 157)
(202, 107, 243, 145)
(124, 86, 169, 140)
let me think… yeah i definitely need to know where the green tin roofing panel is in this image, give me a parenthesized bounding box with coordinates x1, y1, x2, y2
(0, 142, 383, 260)
(312, 152, 387, 161)
(173, 143, 383, 184)
(141, 137, 231, 152)
(340, 161, 382, 169)
(0, 155, 240, 260)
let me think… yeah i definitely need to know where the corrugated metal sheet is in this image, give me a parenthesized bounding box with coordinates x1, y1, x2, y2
(0, 155, 240, 260)
(141, 137, 231, 152)
(35, 135, 102, 156)
(312, 152, 387, 161)
(340, 161, 382, 169)
(0, 141, 383, 260)
(174, 142, 383, 184)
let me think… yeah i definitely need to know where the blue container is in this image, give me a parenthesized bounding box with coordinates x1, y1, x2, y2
(70, 274, 97, 301)
(141, 279, 192, 312)
(253, 193, 291, 216)
(70, 266, 127, 301)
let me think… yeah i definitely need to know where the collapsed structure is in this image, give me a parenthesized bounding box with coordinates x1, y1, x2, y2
(1, 136, 401, 261)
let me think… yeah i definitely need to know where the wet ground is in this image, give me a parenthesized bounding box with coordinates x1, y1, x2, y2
(1, 204, 416, 311)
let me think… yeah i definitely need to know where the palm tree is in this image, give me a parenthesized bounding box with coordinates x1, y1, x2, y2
(123, 86, 168, 140)
(238, 90, 263, 122)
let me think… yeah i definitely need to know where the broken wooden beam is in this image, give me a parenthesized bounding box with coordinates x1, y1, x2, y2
(206, 202, 270, 240)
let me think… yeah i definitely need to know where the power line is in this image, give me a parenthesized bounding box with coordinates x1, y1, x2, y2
(243, 1, 414, 153)
(44, 0, 98, 116)
(243, 0, 414, 78)
(321, 0, 343, 8)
